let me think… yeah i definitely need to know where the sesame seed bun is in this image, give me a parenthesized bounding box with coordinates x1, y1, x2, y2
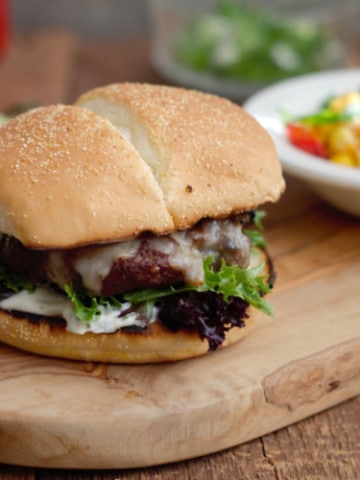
(0, 83, 284, 248)
(0, 104, 173, 248)
(77, 83, 284, 232)
(0, 83, 283, 364)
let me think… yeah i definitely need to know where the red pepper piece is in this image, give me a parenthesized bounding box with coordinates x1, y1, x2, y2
(286, 123, 327, 158)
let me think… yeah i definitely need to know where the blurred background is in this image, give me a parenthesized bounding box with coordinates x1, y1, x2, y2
(1, 0, 359, 109)
(10, 0, 149, 37)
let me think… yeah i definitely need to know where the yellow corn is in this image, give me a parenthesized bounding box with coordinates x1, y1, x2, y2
(330, 152, 357, 167)
(329, 92, 360, 112)
(354, 149, 360, 167)
(326, 125, 357, 155)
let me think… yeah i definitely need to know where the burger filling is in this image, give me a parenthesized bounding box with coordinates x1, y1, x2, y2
(0, 211, 273, 350)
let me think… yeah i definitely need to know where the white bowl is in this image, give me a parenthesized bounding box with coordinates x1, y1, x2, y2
(243, 68, 360, 217)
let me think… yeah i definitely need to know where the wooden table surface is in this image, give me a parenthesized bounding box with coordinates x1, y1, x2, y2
(0, 31, 360, 480)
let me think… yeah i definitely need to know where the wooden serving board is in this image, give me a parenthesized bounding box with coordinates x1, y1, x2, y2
(0, 177, 360, 469)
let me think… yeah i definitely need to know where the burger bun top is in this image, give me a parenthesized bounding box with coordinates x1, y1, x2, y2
(0, 83, 285, 248)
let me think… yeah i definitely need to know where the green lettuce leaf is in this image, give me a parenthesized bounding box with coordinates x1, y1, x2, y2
(201, 256, 272, 315)
(243, 209, 267, 249)
(125, 255, 273, 316)
(299, 108, 353, 126)
(280, 100, 355, 127)
(64, 285, 122, 323)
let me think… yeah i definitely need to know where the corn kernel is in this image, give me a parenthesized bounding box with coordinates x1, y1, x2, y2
(354, 150, 360, 167)
(330, 92, 360, 112)
(330, 152, 356, 167)
(327, 125, 357, 155)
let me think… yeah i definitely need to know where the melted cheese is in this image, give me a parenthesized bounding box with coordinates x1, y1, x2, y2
(148, 233, 204, 285)
(70, 219, 248, 295)
(74, 239, 140, 293)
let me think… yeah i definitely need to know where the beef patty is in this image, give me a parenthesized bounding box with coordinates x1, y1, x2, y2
(0, 213, 253, 297)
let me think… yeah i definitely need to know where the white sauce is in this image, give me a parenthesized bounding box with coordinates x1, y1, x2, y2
(0, 288, 69, 317)
(0, 286, 155, 334)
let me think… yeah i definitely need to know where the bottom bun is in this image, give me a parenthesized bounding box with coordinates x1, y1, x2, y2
(0, 307, 260, 364)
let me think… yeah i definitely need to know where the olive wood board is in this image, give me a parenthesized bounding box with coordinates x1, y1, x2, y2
(0, 183, 360, 469)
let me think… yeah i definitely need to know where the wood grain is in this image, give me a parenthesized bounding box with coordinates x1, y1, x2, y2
(0, 180, 359, 469)
(3, 399, 360, 479)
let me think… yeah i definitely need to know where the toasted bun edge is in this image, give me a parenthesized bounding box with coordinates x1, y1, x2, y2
(0, 309, 259, 364)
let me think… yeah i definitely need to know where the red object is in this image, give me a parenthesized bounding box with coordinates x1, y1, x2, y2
(286, 123, 327, 158)
(0, 0, 10, 57)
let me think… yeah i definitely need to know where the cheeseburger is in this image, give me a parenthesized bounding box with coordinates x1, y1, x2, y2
(0, 83, 284, 363)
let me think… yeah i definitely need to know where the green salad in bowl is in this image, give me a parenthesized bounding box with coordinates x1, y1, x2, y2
(149, 0, 356, 99)
(173, 1, 344, 84)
